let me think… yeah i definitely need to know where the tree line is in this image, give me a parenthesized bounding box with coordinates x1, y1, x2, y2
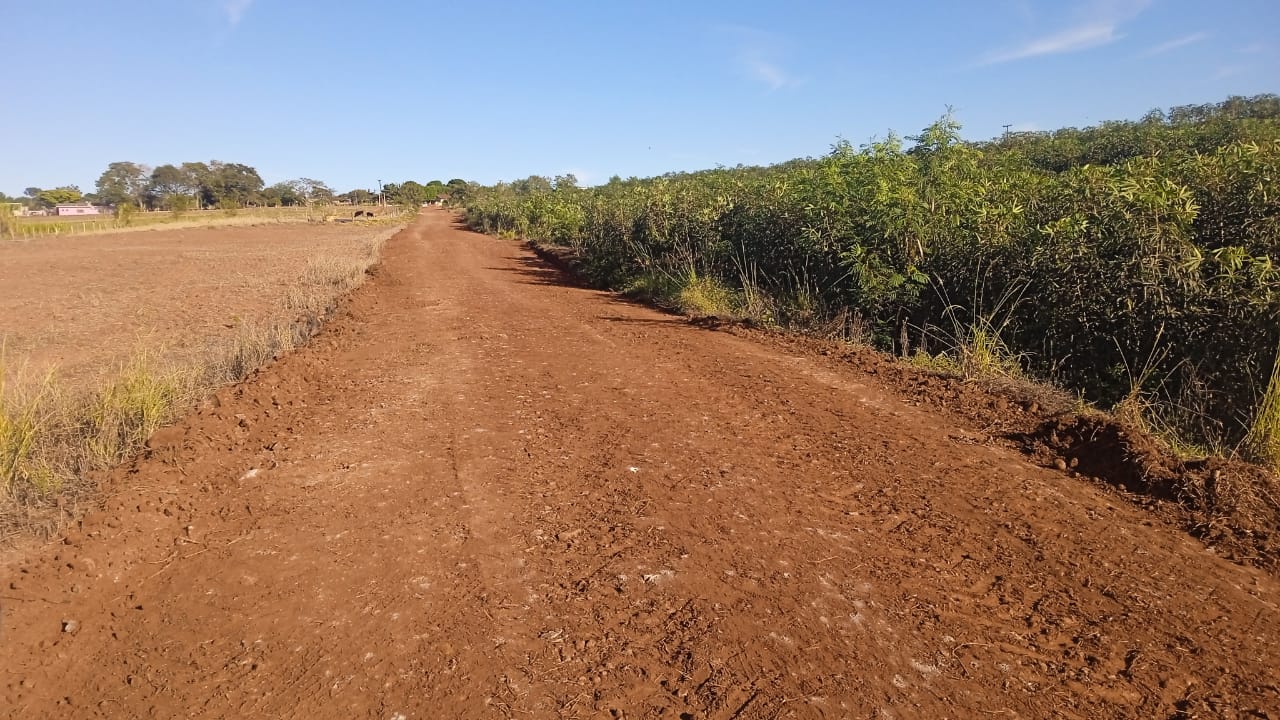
(460, 94, 1280, 464)
(1, 162, 469, 211)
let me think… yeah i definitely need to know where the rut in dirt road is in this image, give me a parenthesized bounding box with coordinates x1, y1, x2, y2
(2, 210, 1277, 719)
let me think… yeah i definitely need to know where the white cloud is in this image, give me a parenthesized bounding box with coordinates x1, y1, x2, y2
(743, 58, 792, 91)
(977, 0, 1151, 66)
(980, 23, 1121, 65)
(1139, 32, 1208, 57)
(718, 25, 797, 91)
(224, 0, 253, 26)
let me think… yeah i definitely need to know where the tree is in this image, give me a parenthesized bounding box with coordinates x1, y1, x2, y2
(340, 189, 375, 204)
(511, 176, 553, 195)
(262, 182, 303, 207)
(96, 161, 150, 208)
(393, 180, 429, 206)
(148, 164, 197, 208)
(381, 182, 401, 204)
(190, 161, 264, 207)
(295, 178, 335, 204)
(37, 186, 83, 208)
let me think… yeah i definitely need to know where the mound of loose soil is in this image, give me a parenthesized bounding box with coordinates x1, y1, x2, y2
(733, 326, 1280, 573)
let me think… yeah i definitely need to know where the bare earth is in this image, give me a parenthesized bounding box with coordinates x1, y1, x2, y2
(1, 210, 1276, 718)
(0, 222, 396, 389)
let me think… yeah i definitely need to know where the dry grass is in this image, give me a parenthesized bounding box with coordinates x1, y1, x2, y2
(0, 202, 17, 239)
(6, 205, 404, 240)
(0, 229, 392, 537)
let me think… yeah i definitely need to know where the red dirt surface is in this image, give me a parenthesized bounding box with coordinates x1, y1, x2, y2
(2, 210, 1277, 718)
(0, 222, 395, 389)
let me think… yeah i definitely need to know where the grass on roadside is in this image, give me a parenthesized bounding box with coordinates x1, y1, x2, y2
(1246, 343, 1280, 472)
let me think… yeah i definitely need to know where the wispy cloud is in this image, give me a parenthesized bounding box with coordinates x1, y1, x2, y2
(977, 0, 1151, 66)
(719, 25, 798, 91)
(743, 57, 793, 91)
(224, 0, 254, 26)
(1139, 32, 1208, 57)
(980, 23, 1121, 65)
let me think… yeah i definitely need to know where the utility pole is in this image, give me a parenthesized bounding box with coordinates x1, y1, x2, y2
(377, 179, 383, 207)
(1002, 124, 1012, 142)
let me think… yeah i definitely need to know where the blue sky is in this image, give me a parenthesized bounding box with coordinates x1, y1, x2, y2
(1, 0, 1275, 194)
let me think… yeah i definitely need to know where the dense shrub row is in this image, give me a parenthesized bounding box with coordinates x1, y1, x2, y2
(460, 96, 1280, 459)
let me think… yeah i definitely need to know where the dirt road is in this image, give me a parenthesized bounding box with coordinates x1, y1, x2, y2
(3, 210, 1277, 719)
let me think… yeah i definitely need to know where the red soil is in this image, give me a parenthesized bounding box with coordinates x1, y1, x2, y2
(2, 210, 1276, 718)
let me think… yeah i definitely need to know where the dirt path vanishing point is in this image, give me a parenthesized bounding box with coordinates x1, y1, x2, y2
(2, 210, 1277, 719)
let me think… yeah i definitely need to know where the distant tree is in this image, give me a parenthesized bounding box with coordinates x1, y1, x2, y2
(23, 187, 41, 199)
(168, 194, 193, 215)
(262, 182, 302, 207)
(147, 164, 198, 208)
(296, 178, 335, 204)
(191, 161, 264, 207)
(340, 189, 375, 204)
(37, 186, 83, 208)
(511, 176, 553, 195)
(96, 161, 150, 208)
(553, 173, 579, 191)
(392, 180, 429, 206)
(379, 182, 400, 205)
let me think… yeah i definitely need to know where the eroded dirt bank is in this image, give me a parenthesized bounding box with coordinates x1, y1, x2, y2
(2, 210, 1276, 719)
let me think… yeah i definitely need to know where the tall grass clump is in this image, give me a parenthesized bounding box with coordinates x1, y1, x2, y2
(0, 358, 57, 496)
(82, 353, 186, 468)
(1246, 344, 1280, 470)
(0, 203, 17, 239)
(459, 94, 1280, 457)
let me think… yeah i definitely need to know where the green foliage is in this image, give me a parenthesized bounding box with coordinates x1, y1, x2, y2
(114, 202, 136, 226)
(37, 186, 82, 208)
(148, 164, 195, 203)
(462, 94, 1280, 452)
(340, 189, 376, 205)
(262, 179, 330, 207)
(96, 161, 149, 208)
(395, 180, 430, 206)
(1246, 344, 1280, 471)
(166, 194, 194, 215)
